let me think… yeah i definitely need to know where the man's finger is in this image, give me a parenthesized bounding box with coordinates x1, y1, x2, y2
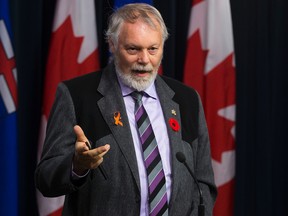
(83, 144, 110, 157)
(73, 125, 87, 142)
(97, 144, 110, 157)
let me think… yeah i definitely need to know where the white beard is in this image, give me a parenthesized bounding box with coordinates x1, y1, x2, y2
(114, 58, 159, 92)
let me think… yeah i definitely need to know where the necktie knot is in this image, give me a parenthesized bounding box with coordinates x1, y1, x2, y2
(130, 91, 144, 103)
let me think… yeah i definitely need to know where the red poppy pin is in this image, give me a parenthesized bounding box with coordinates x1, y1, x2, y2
(169, 118, 180, 132)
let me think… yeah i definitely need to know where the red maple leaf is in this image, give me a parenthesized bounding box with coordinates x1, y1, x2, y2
(184, 29, 208, 97)
(0, 37, 17, 110)
(183, 29, 236, 162)
(43, 17, 100, 117)
(205, 53, 235, 161)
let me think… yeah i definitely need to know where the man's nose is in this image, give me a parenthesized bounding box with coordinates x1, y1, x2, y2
(137, 50, 149, 64)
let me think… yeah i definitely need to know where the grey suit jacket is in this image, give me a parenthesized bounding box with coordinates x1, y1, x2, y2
(35, 63, 217, 216)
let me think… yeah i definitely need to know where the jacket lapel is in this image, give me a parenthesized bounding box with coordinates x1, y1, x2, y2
(97, 65, 140, 191)
(96, 68, 187, 201)
(155, 76, 187, 210)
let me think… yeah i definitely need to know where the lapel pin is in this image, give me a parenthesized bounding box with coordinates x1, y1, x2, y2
(169, 118, 180, 132)
(171, 109, 177, 116)
(114, 111, 123, 126)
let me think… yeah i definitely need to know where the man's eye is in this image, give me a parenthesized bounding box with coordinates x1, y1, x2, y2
(148, 47, 158, 54)
(127, 48, 137, 54)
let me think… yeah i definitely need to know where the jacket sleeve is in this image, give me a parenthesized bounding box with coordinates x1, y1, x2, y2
(35, 83, 78, 197)
(192, 92, 217, 216)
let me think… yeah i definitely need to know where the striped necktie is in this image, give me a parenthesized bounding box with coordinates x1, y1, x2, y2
(131, 91, 168, 216)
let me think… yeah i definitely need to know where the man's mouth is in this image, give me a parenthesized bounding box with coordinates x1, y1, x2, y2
(132, 69, 152, 74)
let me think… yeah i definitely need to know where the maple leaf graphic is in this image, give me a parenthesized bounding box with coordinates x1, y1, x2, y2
(205, 53, 235, 161)
(184, 29, 236, 162)
(43, 17, 100, 118)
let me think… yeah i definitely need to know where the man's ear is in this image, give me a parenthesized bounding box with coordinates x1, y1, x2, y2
(108, 39, 116, 53)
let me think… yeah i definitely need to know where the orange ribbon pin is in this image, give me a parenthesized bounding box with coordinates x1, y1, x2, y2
(114, 112, 123, 126)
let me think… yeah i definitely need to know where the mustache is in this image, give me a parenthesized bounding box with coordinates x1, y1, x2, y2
(131, 64, 154, 72)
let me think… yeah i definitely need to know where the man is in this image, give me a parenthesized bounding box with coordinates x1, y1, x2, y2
(35, 3, 217, 216)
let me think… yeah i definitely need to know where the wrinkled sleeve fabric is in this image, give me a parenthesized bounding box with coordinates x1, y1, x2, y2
(35, 83, 79, 197)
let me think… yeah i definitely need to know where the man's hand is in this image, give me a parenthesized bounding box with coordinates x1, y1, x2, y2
(73, 125, 110, 175)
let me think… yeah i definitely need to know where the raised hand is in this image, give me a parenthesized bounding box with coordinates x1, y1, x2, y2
(73, 125, 110, 175)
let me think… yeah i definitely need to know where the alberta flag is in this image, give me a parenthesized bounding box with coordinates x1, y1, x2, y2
(184, 0, 236, 215)
(0, 0, 18, 215)
(37, 0, 100, 215)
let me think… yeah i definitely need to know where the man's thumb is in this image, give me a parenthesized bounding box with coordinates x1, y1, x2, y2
(73, 125, 86, 141)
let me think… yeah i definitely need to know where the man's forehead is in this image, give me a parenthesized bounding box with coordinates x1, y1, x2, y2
(122, 15, 161, 31)
(119, 22, 162, 44)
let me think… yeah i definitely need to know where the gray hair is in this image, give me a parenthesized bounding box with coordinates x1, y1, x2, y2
(106, 3, 169, 47)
